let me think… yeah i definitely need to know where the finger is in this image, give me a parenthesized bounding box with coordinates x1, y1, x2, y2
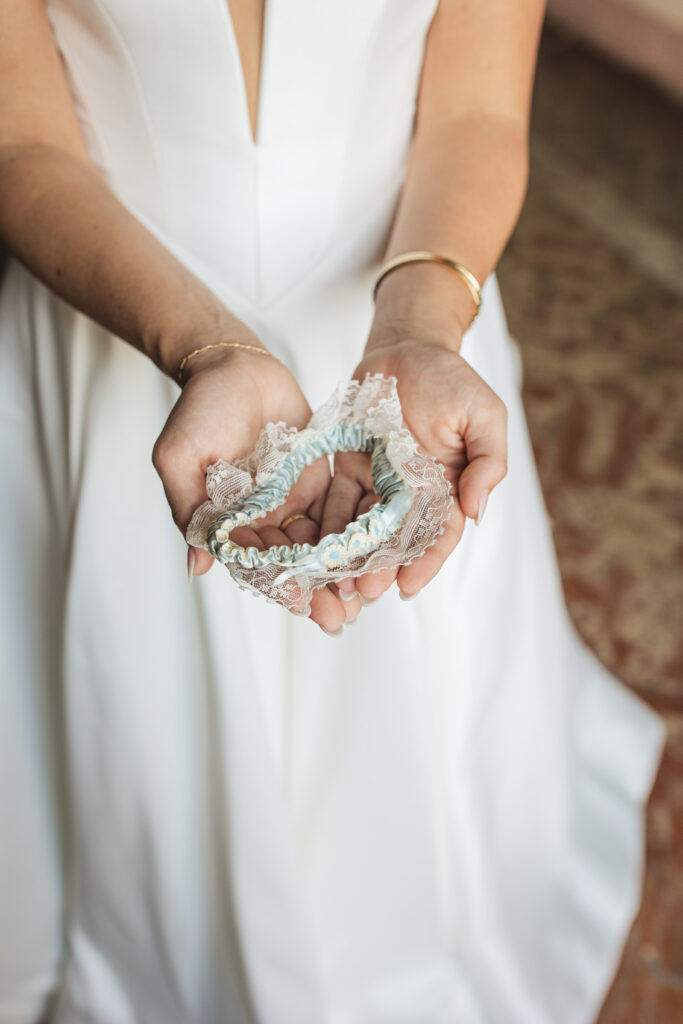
(319, 453, 372, 598)
(355, 565, 397, 603)
(278, 514, 361, 622)
(329, 582, 362, 623)
(457, 395, 508, 523)
(193, 524, 266, 580)
(309, 584, 356, 632)
(353, 490, 398, 602)
(192, 525, 266, 587)
(191, 546, 215, 577)
(258, 525, 349, 631)
(319, 471, 364, 597)
(258, 523, 303, 557)
(279, 511, 319, 549)
(395, 494, 466, 597)
(198, 462, 329, 580)
(259, 456, 332, 530)
(319, 453, 369, 538)
(337, 576, 359, 598)
(277, 512, 344, 623)
(307, 490, 327, 526)
(279, 508, 363, 622)
(274, 514, 352, 624)
(229, 525, 268, 550)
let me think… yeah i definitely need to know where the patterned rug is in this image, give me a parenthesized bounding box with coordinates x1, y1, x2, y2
(497, 24, 683, 1023)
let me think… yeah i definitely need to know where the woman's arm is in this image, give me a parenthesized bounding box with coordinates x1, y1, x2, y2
(326, 0, 546, 603)
(0, 0, 359, 630)
(0, 0, 255, 377)
(372, 0, 546, 344)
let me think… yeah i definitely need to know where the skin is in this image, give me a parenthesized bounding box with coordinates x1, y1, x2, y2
(0, 0, 546, 632)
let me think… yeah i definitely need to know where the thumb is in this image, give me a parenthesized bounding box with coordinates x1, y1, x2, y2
(152, 436, 215, 578)
(457, 397, 508, 524)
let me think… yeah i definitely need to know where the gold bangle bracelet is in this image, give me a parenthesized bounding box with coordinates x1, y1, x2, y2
(176, 340, 275, 384)
(372, 250, 482, 327)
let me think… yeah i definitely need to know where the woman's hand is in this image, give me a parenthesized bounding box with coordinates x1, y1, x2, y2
(152, 345, 361, 631)
(322, 326, 508, 603)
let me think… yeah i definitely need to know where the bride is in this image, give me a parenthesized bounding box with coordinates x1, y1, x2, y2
(0, 1, 665, 1022)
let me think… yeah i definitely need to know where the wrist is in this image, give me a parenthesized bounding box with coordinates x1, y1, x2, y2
(369, 260, 476, 355)
(178, 338, 275, 386)
(365, 320, 464, 360)
(152, 310, 262, 382)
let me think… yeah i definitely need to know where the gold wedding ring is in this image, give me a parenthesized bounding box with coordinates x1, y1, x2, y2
(279, 512, 309, 531)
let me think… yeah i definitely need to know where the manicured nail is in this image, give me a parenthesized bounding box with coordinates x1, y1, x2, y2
(320, 625, 344, 637)
(345, 615, 358, 626)
(359, 594, 379, 606)
(187, 546, 196, 583)
(398, 590, 419, 601)
(339, 588, 357, 602)
(475, 489, 490, 526)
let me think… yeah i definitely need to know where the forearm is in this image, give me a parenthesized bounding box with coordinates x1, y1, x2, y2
(370, 113, 529, 351)
(0, 144, 255, 378)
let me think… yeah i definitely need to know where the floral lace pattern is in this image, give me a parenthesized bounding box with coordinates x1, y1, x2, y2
(186, 374, 454, 615)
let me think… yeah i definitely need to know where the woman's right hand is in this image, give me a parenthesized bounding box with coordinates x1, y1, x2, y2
(152, 345, 361, 631)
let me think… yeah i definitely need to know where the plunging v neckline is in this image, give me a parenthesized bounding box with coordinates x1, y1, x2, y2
(222, 0, 269, 148)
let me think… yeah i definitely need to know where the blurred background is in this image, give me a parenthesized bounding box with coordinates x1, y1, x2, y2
(497, 1, 682, 1020)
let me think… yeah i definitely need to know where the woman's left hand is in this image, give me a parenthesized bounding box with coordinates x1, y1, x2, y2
(319, 329, 508, 603)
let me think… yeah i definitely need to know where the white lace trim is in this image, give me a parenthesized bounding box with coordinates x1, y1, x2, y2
(186, 374, 454, 614)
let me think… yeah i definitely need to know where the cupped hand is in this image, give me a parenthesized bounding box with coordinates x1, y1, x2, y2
(152, 345, 361, 630)
(321, 333, 508, 603)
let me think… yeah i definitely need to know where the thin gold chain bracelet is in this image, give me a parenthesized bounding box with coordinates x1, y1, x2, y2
(176, 340, 275, 385)
(372, 250, 482, 328)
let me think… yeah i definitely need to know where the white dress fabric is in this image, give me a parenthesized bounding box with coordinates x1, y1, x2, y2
(0, 2, 666, 1023)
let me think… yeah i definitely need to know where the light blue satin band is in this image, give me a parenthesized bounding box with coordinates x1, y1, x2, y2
(206, 421, 412, 571)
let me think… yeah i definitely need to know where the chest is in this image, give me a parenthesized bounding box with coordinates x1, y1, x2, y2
(225, 0, 266, 145)
(51, 0, 438, 146)
(46, 0, 440, 305)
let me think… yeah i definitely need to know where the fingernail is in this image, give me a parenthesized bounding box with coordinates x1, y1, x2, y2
(339, 588, 357, 602)
(187, 546, 196, 583)
(359, 594, 379, 606)
(398, 590, 419, 601)
(320, 625, 344, 637)
(475, 489, 490, 526)
(345, 615, 358, 626)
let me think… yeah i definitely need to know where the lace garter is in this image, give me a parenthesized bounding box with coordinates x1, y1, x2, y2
(186, 373, 454, 615)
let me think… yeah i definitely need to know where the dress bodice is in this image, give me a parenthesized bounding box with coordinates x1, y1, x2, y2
(45, 0, 440, 308)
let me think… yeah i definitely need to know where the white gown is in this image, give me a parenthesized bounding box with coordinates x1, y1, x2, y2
(0, 2, 666, 1023)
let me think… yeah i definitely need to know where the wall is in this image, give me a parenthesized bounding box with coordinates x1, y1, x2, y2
(548, 0, 683, 102)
